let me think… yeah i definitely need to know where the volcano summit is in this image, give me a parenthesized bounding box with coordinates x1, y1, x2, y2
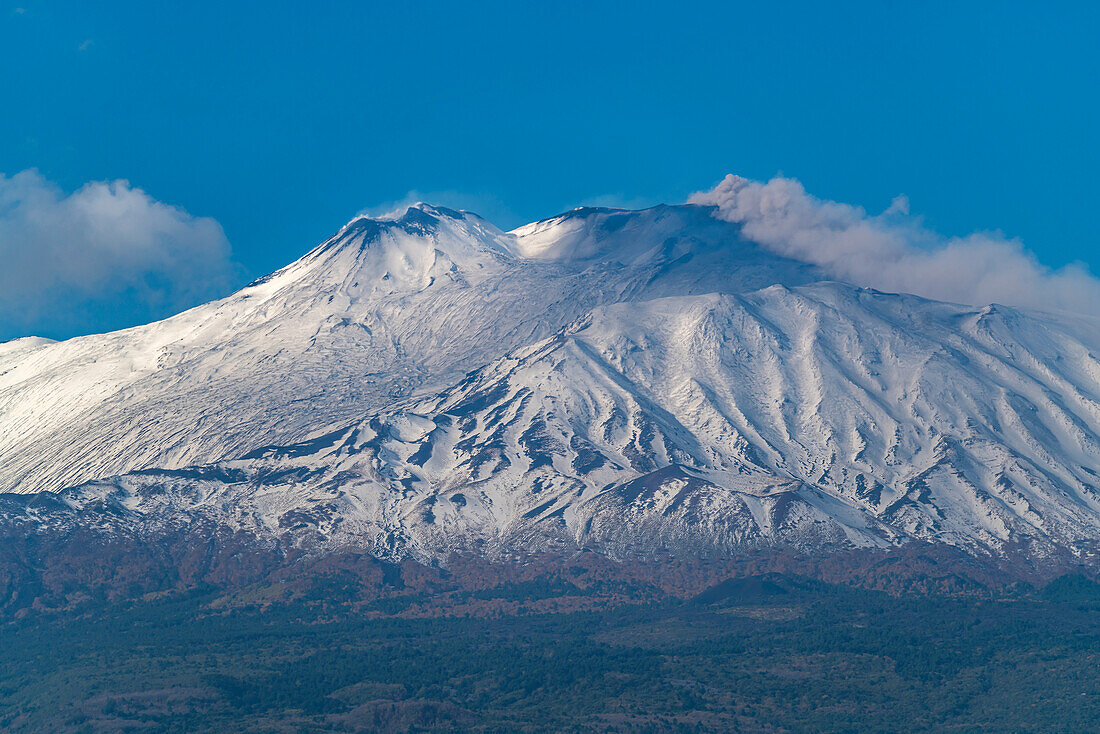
(2, 200, 1099, 591)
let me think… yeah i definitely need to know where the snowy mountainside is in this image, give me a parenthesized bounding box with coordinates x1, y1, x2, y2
(14, 284, 1100, 563)
(0, 204, 821, 494)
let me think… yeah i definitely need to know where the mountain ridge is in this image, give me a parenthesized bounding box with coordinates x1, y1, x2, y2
(2, 201, 1099, 573)
(0, 203, 822, 494)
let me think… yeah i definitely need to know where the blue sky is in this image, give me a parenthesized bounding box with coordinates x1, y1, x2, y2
(1, 1, 1098, 339)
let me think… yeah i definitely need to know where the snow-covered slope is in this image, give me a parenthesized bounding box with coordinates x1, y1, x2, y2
(0, 204, 821, 494)
(12, 284, 1100, 563)
(3, 200, 1100, 565)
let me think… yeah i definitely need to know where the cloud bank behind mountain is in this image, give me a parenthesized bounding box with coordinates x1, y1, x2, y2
(690, 174, 1100, 317)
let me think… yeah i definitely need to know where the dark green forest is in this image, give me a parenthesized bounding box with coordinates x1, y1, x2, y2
(1, 573, 1098, 732)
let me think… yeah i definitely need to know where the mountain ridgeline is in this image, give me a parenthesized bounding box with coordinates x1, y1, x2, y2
(2, 202, 1100, 586)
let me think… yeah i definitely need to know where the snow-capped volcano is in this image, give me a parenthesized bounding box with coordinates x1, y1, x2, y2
(2, 202, 1099, 565)
(0, 203, 820, 495)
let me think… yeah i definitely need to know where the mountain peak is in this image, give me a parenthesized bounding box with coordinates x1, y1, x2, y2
(337, 202, 479, 237)
(508, 203, 739, 262)
(243, 202, 514, 299)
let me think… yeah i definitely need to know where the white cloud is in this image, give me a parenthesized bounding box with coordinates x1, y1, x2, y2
(690, 174, 1100, 317)
(0, 169, 238, 340)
